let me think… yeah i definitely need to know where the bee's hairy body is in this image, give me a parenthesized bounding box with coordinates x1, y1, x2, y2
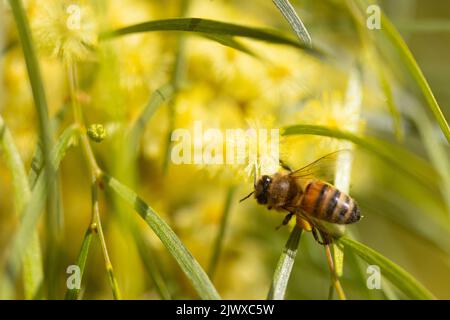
(256, 172, 360, 225)
(299, 180, 360, 224)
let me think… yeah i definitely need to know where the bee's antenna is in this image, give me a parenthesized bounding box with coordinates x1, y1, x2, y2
(253, 162, 258, 188)
(239, 191, 254, 203)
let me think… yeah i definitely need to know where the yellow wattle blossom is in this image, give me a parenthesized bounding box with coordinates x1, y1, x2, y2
(283, 88, 363, 161)
(31, 0, 98, 62)
(0, 0, 447, 301)
(298, 90, 362, 131)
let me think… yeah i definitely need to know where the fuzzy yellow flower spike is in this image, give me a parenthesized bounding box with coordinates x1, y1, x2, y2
(31, 0, 97, 62)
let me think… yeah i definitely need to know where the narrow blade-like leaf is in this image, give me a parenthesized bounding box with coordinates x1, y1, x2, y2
(105, 175, 221, 300)
(267, 226, 303, 300)
(272, 0, 312, 47)
(101, 18, 322, 57)
(0, 126, 76, 289)
(64, 227, 93, 300)
(128, 84, 174, 154)
(356, 0, 450, 143)
(282, 124, 437, 187)
(0, 116, 43, 299)
(338, 236, 435, 300)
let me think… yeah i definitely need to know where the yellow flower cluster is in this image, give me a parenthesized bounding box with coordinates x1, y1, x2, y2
(1, 0, 370, 299)
(31, 0, 98, 62)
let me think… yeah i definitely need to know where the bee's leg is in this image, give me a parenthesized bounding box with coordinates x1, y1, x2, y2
(279, 159, 293, 172)
(276, 212, 294, 230)
(311, 227, 323, 244)
(319, 230, 333, 245)
(312, 227, 333, 245)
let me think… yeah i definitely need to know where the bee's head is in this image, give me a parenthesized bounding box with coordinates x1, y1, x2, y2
(254, 175, 272, 205)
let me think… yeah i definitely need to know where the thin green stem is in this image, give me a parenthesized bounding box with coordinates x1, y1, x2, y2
(66, 60, 120, 298)
(91, 182, 122, 300)
(162, 0, 189, 174)
(66, 61, 101, 177)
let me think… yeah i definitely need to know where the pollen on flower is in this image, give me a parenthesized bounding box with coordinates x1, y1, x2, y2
(298, 91, 363, 132)
(242, 117, 281, 178)
(31, 0, 98, 62)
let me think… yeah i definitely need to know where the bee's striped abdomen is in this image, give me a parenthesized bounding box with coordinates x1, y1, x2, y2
(300, 180, 360, 224)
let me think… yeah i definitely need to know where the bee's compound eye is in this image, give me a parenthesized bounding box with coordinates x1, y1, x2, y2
(262, 175, 271, 188)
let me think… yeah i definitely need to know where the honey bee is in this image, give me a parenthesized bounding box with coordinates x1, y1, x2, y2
(240, 151, 361, 245)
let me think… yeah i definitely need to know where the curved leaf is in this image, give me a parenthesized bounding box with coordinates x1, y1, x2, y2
(128, 84, 174, 154)
(9, 0, 60, 297)
(64, 227, 93, 300)
(282, 124, 437, 187)
(272, 0, 312, 46)
(356, 0, 450, 143)
(8, 0, 55, 200)
(0, 116, 43, 299)
(381, 13, 450, 144)
(267, 226, 303, 300)
(338, 236, 435, 300)
(201, 34, 258, 57)
(100, 18, 323, 57)
(0, 126, 77, 291)
(105, 175, 221, 300)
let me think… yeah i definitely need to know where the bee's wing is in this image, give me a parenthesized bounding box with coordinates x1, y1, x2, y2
(287, 149, 352, 183)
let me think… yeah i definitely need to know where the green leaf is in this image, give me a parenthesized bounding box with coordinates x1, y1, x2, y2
(64, 227, 93, 300)
(382, 13, 450, 143)
(338, 236, 435, 300)
(333, 243, 344, 277)
(128, 85, 174, 155)
(8, 0, 55, 190)
(357, 0, 450, 143)
(9, 0, 60, 297)
(100, 18, 323, 57)
(282, 124, 437, 187)
(272, 0, 312, 47)
(406, 105, 450, 214)
(0, 116, 31, 216)
(201, 34, 258, 57)
(123, 87, 177, 299)
(267, 226, 302, 300)
(377, 64, 404, 141)
(357, 189, 450, 258)
(163, 27, 187, 173)
(0, 116, 43, 299)
(0, 126, 77, 291)
(104, 175, 221, 300)
(28, 104, 69, 188)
